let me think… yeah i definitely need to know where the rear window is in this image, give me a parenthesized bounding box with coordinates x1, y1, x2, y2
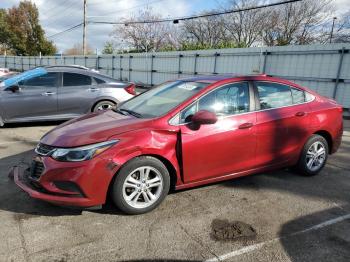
(63, 73, 92, 86)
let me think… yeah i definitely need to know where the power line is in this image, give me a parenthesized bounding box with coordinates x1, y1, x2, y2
(88, 0, 167, 18)
(41, 0, 81, 22)
(42, 3, 83, 31)
(47, 23, 83, 39)
(87, 0, 144, 7)
(46, 0, 302, 40)
(89, 0, 302, 25)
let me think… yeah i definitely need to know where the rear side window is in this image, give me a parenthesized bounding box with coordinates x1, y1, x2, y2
(63, 73, 92, 86)
(94, 77, 105, 84)
(256, 82, 292, 109)
(305, 92, 315, 102)
(291, 88, 305, 104)
(21, 73, 57, 87)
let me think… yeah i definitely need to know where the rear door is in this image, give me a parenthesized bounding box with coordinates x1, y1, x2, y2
(254, 81, 311, 167)
(57, 72, 100, 115)
(0, 72, 58, 120)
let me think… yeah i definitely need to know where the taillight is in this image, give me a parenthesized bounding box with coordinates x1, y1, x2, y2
(124, 84, 136, 95)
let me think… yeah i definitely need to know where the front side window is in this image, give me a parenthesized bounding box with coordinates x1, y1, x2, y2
(178, 82, 250, 124)
(21, 72, 57, 87)
(63, 73, 92, 86)
(256, 82, 292, 109)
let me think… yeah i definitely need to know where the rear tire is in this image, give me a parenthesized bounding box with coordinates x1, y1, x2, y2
(92, 100, 116, 112)
(111, 156, 170, 215)
(296, 134, 328, 176)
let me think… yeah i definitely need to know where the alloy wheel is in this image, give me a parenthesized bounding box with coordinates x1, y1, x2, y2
(122, 166, 164, 209)
(306, 141, 326, 172)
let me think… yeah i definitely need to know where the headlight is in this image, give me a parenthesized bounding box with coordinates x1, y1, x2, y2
(51, 140, 118, 162)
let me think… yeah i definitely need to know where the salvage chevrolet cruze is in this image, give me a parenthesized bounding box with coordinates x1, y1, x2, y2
(13, 75, 343, 214)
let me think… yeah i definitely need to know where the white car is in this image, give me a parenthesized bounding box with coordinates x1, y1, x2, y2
(0, 68, 11, 77)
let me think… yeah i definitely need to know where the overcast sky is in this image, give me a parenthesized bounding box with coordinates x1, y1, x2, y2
(0, 0, 348, 54)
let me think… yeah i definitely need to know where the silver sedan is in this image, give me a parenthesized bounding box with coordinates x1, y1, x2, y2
(0, 66, 135, 125)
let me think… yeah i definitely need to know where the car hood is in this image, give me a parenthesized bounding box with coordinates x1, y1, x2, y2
(41, 110, 152, 147)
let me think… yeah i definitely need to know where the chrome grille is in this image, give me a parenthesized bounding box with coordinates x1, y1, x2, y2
(35, 143, 55, 156)
(30, 160, 44, 180)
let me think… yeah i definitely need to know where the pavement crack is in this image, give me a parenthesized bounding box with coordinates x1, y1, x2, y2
(327, 162, 350, 172)
(178, 222, 220, 261)
(17, 218, 30, 262)
(146, 217, 158, 254)
(333, 202, 347, 212)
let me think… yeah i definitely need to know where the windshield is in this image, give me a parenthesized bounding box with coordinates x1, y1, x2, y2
(118, 81, 210, 118)
(0, 67, 47, 88)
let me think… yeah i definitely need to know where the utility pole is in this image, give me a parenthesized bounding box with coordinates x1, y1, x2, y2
(83, 0, 87, 55)
(330, 17, 337, 44)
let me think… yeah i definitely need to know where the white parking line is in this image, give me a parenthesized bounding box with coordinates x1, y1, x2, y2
(205, 213, 350, 262)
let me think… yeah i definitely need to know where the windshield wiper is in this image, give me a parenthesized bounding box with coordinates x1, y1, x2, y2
(118, 108, 142, 118)
(113, 108, 127, 116)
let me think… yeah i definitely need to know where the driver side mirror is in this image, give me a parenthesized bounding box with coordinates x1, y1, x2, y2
(7, 84, 21, 93)
(191, 110, 218, 125)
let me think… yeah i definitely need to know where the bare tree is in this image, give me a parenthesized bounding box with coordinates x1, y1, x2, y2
(223, 0, 268, 47)
(261, 0, 333, 46)
(332, 11, 350, 43)
(112, 8, 177, 52)
(181, 14, 229, 48)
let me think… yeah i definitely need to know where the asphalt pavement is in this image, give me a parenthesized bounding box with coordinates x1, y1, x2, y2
(0, 120, 349, 262)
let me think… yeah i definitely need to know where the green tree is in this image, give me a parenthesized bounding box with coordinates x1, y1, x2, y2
(5, 1, 56, 55)
(0, 9, 11, 54)
(102, 41, 115, 54)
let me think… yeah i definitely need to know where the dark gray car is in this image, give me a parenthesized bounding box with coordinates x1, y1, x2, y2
(0, 66, 135, 125)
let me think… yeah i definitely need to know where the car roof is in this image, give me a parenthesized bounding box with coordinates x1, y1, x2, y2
(179, 74, 280, 82)
(44, 66, 122, 83)
(179, 74, 307, 91)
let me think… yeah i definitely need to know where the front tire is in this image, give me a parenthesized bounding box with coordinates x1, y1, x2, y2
(296, 134, 328, 176)
(111, 156, 170, 215)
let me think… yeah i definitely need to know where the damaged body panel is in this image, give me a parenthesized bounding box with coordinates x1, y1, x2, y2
(13, 75, 343, 214)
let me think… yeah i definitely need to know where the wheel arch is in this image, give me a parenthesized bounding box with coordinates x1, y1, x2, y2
(106, 153, 179, 201)
(146, 154, 178, 191)
(313, 130, 333, 154)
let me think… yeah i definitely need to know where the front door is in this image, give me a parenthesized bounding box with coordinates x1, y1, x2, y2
(0, 72, 58, 121)
(180, 82, 257, 183)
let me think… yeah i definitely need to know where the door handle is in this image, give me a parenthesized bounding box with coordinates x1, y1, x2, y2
(88, 87, 100, 92)
(295, 111, 306, 117)
(41, 92, 56, 96)
(238, 122, 254, 129)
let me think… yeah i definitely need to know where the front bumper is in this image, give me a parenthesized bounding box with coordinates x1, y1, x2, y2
(12, 155, 119, 208)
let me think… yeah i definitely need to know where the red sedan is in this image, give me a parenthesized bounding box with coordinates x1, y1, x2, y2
(13, 75, 343, 214)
